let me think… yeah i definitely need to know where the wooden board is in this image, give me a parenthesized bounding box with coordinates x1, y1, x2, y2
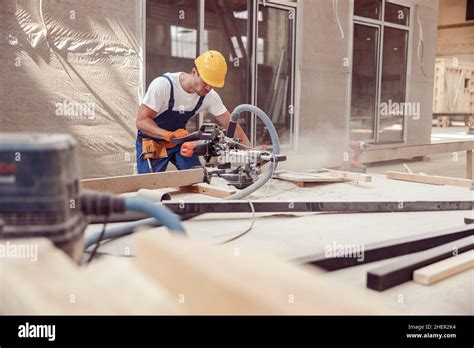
(0, 238, 178, 314)
(321, 168, 372, 182)
(80, 257, 178, 314)
(1, 238, 105, 314)
(81, 168, 204, 194)
(367, 236, 474, 292)
(274, 170, 349, 187)
(134, 231, 395, 315)
(362, 141, 474, 163)
(467, 150, 473, 180)
(433, 58, 474, 114)
(298, 225, 474, 271)
(178, 182, 236, 198)
(386, 171, 474, 189)
(413, 250, 474, 285)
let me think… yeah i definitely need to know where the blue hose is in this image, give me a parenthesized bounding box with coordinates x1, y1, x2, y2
(226, 104, 281, 200)
(84, 197, 185, 250)
(124, 198, 184, 233)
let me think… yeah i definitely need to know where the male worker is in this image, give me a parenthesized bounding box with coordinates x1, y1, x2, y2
(135, 50, 251, 173)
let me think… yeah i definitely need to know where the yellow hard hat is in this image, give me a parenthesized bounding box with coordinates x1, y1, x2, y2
(194, 50, 227, 88)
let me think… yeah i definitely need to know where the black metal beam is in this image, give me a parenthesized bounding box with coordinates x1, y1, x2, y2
(161, 200, 473, 215)
(367, 236, 474, 291)
(88, 200, 474, 224)
(296, 225, 474, 271)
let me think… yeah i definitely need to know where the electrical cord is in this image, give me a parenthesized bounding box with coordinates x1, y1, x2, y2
(416, 4, 428, 78)
(86, 214, 109, 264)
(39, 0, 50, 48)
(81, 193, 185, 251)
(217, 200, 256, 244)
(223, 136, 260, 151)
(333, 0, 344, 39)
(264, 152, 277, 198)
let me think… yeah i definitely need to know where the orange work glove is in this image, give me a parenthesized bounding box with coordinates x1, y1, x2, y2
(162, 128, 190, 146)
(162, 131, 174, 143)
(172, 128, 189, 139)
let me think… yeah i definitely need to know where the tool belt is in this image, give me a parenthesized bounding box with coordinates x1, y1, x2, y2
(138, 135, 175, 160)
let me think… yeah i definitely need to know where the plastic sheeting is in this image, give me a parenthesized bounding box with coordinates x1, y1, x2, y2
(0, 0, 144, 178)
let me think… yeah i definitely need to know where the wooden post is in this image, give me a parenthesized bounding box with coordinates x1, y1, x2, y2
(467, 150, 473, 180)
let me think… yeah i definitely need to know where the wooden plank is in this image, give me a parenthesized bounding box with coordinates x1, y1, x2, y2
(367, 236, 474, 291)
(135, 231, 394, 314)
(403, 163, 413, 174)
(362, 141, 474, 164)
(297, 225, 474, 270)
(81, 168, 204, 194)
(274, 170, 348, 187)
(178, 183, 236, 198)
(0, 238, 179, 314)
(413, 250, 474, 285)
(467, 150, 473, 180)
(321, 168, 372, 182)
(1, 238, 111, 314)
(386, 171, 474, 189)
(81, 258, 178, 314)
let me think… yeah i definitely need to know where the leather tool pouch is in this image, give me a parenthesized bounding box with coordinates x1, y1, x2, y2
(142, 138, 168, 159)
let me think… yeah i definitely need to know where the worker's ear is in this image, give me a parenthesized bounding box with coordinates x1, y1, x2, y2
(191, 67, 198, 77)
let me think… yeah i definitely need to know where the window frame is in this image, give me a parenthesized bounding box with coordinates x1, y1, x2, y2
(254, 0, 298, 149)
(351, 0, 413, 144)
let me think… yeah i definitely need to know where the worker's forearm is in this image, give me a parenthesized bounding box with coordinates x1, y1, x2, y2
(234, 124, 251, 147)
(137, 118, 168, 139)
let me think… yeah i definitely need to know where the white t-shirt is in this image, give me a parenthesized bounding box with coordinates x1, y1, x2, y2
(142, 72, 227, 117)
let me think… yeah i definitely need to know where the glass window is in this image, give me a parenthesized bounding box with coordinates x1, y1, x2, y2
(378, 27, 408, 142)
(354, 0, 382, 20)
(146, 0, 198, 86)
(384, 2, 409, 26)
(170, 26, 209, 58)
(351, 1, 411, 143)
(255, 5, 295, 147)
(202, 0, 249, 132)
(350, 24, 379, 141)
(146, 0, 200, 132)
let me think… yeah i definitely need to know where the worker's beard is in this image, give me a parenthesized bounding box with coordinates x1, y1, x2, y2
(193, 78, 211, 96)
(196, 87, 210, 97)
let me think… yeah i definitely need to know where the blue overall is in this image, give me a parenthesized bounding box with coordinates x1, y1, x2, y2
(136, 75, 204, 173)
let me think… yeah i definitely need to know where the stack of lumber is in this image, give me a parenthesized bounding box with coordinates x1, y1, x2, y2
(298, 225, 473, 292)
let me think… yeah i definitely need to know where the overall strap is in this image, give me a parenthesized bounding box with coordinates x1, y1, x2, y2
(161, 75, 175, 111)
(191, 95, 205, 114)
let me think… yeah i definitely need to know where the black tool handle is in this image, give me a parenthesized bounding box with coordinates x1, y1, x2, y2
(170, 132, 201, 144)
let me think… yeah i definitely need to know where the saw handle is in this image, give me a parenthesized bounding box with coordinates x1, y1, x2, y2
(171, 123, 220, 145)
(170, 132, 201, 145)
